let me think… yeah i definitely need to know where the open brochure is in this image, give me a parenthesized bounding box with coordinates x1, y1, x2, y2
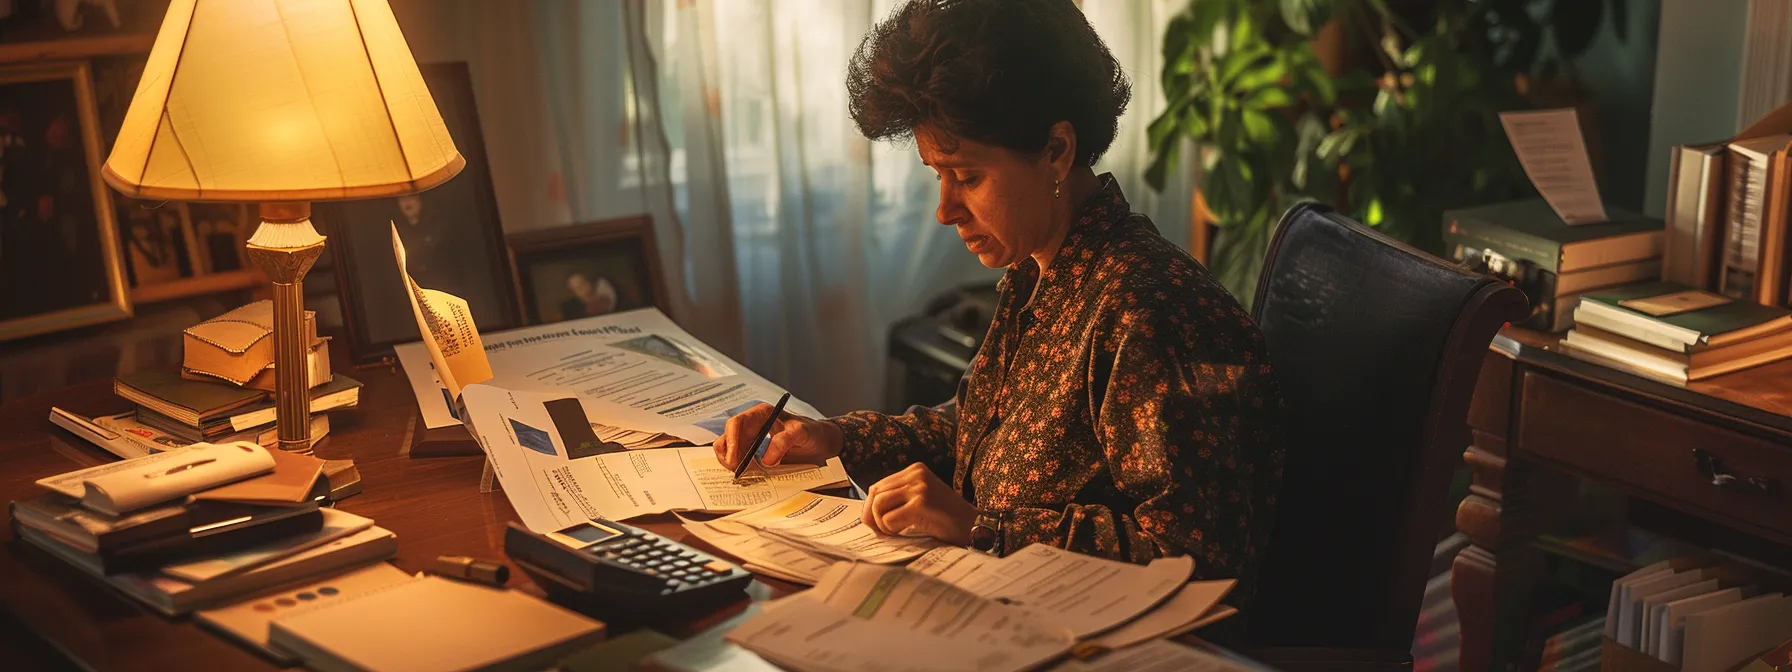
(461, 384, 849, 531)
(393, 307, 822, 443)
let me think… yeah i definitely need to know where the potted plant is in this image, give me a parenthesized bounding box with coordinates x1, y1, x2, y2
(1146, 0, 1629, 305)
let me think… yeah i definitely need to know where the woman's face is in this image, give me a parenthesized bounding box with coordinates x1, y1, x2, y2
(919, 127, 1056, 269)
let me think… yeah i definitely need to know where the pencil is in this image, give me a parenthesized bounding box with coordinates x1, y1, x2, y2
(733, 392, 791, 481)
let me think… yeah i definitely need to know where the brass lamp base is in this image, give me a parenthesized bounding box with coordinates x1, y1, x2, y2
(244, 202, 326, 455)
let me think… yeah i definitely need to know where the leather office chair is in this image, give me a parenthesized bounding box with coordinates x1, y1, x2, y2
(1241, 203, 1528, 671)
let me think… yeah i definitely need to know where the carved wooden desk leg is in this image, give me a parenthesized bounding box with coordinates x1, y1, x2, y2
(1454, 352, 1540, 672)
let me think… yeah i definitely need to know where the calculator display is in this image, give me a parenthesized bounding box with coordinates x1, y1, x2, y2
(546, 521, 624, 549)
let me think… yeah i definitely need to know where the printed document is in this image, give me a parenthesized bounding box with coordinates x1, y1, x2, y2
(395, 308, 821, 439)
(461, 384, 849, 531)
(725, 562, 1077, 672)
(716, 492, 943, 564)
(1047, 639, 1261, 672)
(680, 518, 839, 585)
(393, 224, 492, 400)
(1498, 108, 1607, 224)
(908, 544, 1193, 638)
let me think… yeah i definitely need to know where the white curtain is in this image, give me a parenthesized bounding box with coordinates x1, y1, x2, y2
(389, 0, 1194, 417)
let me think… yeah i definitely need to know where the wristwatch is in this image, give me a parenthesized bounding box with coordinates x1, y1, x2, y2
(969, 510, 1005, 555)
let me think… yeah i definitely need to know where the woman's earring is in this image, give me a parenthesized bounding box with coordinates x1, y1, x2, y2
(1053, 179, 1062, 199)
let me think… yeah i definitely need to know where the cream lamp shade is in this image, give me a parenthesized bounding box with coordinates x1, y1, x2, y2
(101, 0, 464, 202)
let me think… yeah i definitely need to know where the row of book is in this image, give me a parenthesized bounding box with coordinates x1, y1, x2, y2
(1664, 133, 1792, 308)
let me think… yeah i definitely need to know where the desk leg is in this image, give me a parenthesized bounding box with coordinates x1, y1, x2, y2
(1454, 432, 1542, 672)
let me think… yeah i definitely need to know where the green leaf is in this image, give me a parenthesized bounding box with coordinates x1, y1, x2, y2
(1241, 109, 1277, 146)
(1278, 0, 1330, 37)
(1148, 100, 1186, 149)
(1231, 58, 1288, 92)
(1372, 89, 1404, 129)
(1242, 87, 1295, 110)
(1204, 152, 1256, 224)
(1216, 45, 1271, 88)
(1291, 113, 1328, 190)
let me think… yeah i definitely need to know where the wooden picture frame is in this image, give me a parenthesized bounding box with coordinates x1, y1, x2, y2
(506, 215, 667, 325)
(317, 61, 520, 363)
(0, 60, 130, 341)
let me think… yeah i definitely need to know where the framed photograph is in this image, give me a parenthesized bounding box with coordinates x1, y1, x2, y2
(115, 198, 197, 287)
(186, 202, 251, 273)
(317, 61, 519, 363)
(506, 215, 667, 325)
(0, 60, 130, 341)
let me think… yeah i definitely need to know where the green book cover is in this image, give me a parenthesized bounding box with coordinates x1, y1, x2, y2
(1582, 281, 1792, 338)
(1442, 199, 1664, 274)
(115, 369, 266, 420)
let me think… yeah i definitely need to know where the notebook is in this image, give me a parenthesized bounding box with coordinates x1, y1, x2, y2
(197, 562, 413, 663)
(268, 575, 606, 672)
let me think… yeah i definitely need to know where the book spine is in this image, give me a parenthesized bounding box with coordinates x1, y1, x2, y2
(1444, 212, 1565, 274)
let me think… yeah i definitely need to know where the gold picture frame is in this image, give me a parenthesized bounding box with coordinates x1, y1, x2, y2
(0, 60, 131, 341)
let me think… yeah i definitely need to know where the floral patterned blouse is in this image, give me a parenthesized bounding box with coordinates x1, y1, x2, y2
(830, 175, 1286, 607)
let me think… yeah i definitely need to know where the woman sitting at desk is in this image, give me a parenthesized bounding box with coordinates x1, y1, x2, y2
(714, 0, 1286, 606)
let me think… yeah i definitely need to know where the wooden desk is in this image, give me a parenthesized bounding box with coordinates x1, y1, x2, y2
(1452, 327, 1792, 672)
(0, 361, 1261, 670)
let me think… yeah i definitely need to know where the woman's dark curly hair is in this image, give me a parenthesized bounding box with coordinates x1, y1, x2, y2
(846, 0, 1130, 166)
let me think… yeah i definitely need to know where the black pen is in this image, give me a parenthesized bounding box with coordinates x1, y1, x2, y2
(732, 393, 791, 482)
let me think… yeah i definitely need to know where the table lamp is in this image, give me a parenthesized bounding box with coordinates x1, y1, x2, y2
(102, 0, 463, 454)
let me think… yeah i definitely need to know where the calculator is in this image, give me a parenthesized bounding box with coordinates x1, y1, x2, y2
(503, 519, 751, 612)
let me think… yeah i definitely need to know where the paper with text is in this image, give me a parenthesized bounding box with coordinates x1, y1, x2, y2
(1047, 639, 1260, 672)
(394, 308, 820, 434)
(717, 492, 943, 564)
(680, 518, 839, 585)
(394, 224, 492, 402)
(1085, 579, 1235, 650)
(725, 562, 1076, 672)
(910, 543, 1193, 639)
(1499, 108, 1607, 224)
(461, 384, 848, 531)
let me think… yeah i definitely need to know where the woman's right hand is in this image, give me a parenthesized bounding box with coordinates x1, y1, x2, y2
(712, 403, 844, 471)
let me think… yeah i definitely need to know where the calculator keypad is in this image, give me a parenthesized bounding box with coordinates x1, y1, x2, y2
(589, 531, 737, 593)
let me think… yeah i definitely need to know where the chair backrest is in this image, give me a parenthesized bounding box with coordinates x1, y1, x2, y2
(1244, 204, 1528, 653)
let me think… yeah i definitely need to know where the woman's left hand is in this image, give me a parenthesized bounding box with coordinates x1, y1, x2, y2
(862, 463, 978, 546)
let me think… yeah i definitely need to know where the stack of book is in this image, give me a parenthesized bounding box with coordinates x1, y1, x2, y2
(1444, 199, 1666, 332)
(9, 442, 397, 617)
(1564, 282, 1792, 384)
(48, 301, 365, 461)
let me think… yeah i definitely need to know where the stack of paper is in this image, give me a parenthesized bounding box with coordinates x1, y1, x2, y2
(1605, 559, 1792, 671)
(724, 544, 1236, 672)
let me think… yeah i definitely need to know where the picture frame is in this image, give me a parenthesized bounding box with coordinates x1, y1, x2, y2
(316, 61, 520, 363)
(0, 59, 130, 341)
(506, 215, 668, 325)
(114, 198, 198, 287)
